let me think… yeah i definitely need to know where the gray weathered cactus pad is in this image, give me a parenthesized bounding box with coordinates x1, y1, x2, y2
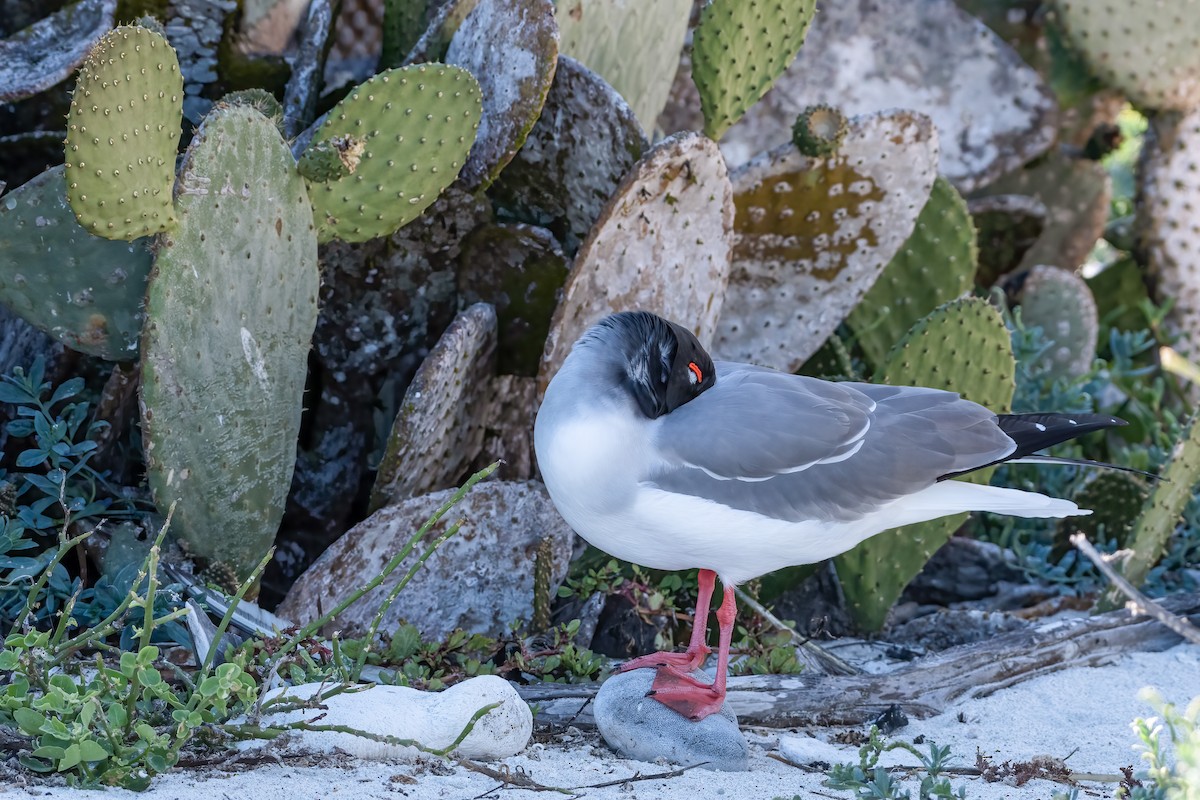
(978, 154, 1111, 275)
(0, 166, 152, 360)
(1140, 109, 1200, 359)
(488, 55, 647, 255)
(446, 0, 560, 191)
(538, 131, 733, 393)
(370, 303, 498, 511)
(0, 0, 116, 103)
(720, 0, 1056, 193)
(278, 480, 575, 639)
(714, 111, 939, 372)
(140, 104, 319, 581)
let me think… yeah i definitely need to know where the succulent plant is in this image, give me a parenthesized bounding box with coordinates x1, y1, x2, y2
(487, 55, 647, 255)
(64, 24, 183, 241)
(1055, 0, 1200, 112)
(538, 131, 734, 394)
(1139, 108, 1200, 360)
(1014, 264, 1099, 380)
(301, 64, 482, 243)
(140, 103, 319, 583)
(380, 0, 432, 69)
(714, 110, 939, 372)
(719, 0, 1056, 192)
(690, 0, 817, 140)
(848, 176, 978, 370)
(834, 297, 1016, 631)
(0, 0, 116, 103)
(554, 0, 692, 133)
(1060, 471, 1149, 550)
(1101, 413, 1200, 609)
(0, 165, 153, 360)
(370, 303, 498, 511)
(967, 194, 1048, 287)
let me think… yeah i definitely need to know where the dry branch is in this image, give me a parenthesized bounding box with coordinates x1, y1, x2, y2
(519, 591, 1200, 728)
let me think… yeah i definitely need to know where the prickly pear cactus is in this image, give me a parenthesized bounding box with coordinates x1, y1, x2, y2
(302, 64, 482, 242)
(487, 55, 647, 255)
(968, 194, 1047, 286)
(446, 0, 559, 191)
(538, 131, 733, 394)
(1015, 265, 1098, 379)
(979, 154, 1111, 275)
(847, 177, 978, 370)
(0, 0, 116, 103)
(690, 0, 817, 140)
(835, 297, 1016, 631)
(1056, 0, 1200, 112)
(381, 0, 431, 69)
(1139, 108, 1200, 360)
(554, 0, 692, 133)
(298, 135, 364, 183)
(1060, 471, 1149, 550)
(140, 104, 319, 583)
(1100, 413, 1200, 610)
(720, 0, 1055, 192)
(64, 24, 183, 241)
(714, 110, 939, 372)
(456, 223, 570, 376)
(0, 166, 153, 360)
(370, 303, 497, 511)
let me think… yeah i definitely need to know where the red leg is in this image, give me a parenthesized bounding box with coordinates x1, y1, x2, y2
(646, 580, 736, 721)
(618, 569, 716, 673)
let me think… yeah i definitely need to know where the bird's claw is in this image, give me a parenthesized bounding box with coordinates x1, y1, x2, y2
(645, 665, 725, 721)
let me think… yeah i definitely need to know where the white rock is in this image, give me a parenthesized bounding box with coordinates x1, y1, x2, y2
(246, 675, 532, 760)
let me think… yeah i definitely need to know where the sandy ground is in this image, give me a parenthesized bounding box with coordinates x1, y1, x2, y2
(5, 642, 1198, 800)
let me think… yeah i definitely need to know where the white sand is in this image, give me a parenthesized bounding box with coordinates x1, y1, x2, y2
(8, 643, 1198, 800)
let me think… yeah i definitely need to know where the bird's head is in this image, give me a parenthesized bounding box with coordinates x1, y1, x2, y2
(574, 311, 717, 419)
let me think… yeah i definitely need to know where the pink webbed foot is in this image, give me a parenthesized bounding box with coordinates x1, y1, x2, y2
(646, 665, 726, 721)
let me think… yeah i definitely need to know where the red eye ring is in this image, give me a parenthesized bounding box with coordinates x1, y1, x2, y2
(687, 361, 704, 384)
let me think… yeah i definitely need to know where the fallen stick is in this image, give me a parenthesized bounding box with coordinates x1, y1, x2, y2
(519, 591, 1200, 728)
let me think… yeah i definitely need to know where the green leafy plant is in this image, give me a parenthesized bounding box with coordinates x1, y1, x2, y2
(825, 727, 968, 800)
(1119, 689, 1200, 800)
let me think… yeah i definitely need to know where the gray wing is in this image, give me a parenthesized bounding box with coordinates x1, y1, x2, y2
(646, 365, 1016, 523)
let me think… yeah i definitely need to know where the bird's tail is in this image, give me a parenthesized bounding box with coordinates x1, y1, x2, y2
(894, 480, 1089, 521)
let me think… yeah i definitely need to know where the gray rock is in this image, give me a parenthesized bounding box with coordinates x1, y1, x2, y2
(278, 480, 575, 640)
(593, 668, 749, 772)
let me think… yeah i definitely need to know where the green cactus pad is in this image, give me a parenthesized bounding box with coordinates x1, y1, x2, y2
(303, 64, 482, 243)
(835, 297, 1016, 631)
(1016, 265, 1099, 380)
(1056, 0, 1200, 112)
(691, 0, 816, 140)
(0, 166, 153, 360)
(456, 223, 570, 376)
(719, 0, 1055, 193)
(1101, 412, 1200, 609)
(555, 0, 692, 134)
(487, 55, 647, 255)
(370, 303, 497, 512)
(64, 24, 183, 241)
(1140, 109, 1200, 360)
(714, 110, 939, 373)
(978, 153, 1111, 274)
(1059, 471, 1149, 551)
(140, 104, 319, 582)
(381, 0, 432, 69)
(848, 176, 978, 370)
(0, 0, 116, 103)
(221, 88, 284, 130)
(538, 131, 733, 396)
(446, 0, 559, 191)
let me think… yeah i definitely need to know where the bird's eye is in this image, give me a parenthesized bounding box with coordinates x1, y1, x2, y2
(687, 361, 703, 386)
